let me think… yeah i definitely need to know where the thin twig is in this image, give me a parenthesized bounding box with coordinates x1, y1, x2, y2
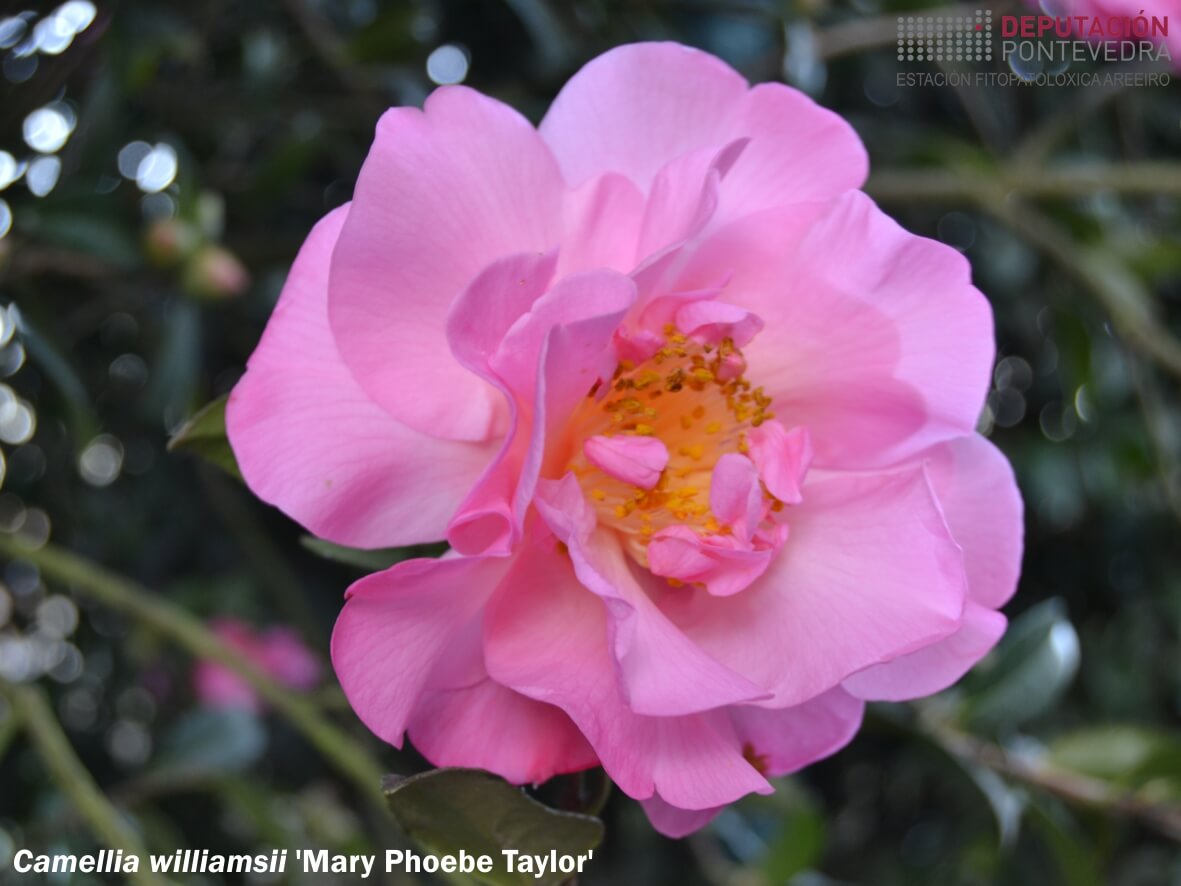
(868, 172, 1181, 381)
(0, 681, 181, 886)
(868, 163, 1181, 202)
(0, 531, 388, 807)
(937, 727, 1181, 842)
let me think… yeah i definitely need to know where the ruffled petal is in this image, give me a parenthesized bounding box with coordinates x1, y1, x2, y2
(841, 601, 1006, 701)
(329, 86, 565, 441)
(745, 192, 994, 467)
(446, 272, 635, 555)
(535, 475, 769, 715)
(540, 43, 748, 190)
(483, 538, 772, 808)
(729, 688, 865, 776)
(227, 207, 495, 548)
(331, 554, 510, 746)
(659, 466, 967, 706)
(640, 795, 721, 838)
(408, 680, 599, 784)
(923, 435, 1024, 608)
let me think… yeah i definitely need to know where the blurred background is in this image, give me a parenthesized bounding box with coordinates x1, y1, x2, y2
(0, 0, 1179, 883)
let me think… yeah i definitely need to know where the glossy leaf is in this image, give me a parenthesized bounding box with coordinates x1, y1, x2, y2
(167, 394, 241, 479)
(383, 768, 603, 886)
(958, 598, 1081, 733)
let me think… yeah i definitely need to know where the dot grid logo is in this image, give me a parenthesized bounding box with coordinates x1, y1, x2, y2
(897, 9, 994, 62)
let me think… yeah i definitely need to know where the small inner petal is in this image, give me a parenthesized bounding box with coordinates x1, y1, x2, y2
(564, 322, 793, 576)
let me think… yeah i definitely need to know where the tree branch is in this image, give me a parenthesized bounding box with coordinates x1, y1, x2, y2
(0, 681, 181, 886)
(0, 531, 388, 807)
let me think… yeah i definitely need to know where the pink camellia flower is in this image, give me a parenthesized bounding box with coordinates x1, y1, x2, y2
(193, 618, 321, 712)
(226, 43, 1022, 836)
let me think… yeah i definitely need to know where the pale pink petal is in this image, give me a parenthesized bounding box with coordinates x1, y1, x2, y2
(841, 601, 1006, 701)
(659, 466, 967, 706)
(674, 298, 763, 347)
(331, 554, 510, 746)
(710, 82, 869, 224)
(739, 192, 994, 467)
(445, 251, 558, 384)
(540, 43, 748, 190)
(408, 680, 598, 784)
(747, 423, 813, 505)
(709, 453, 765, 534)
(226, 207, 496, 548)
(641, 795, 721, 838)
(535, 475, 770, 715)
(583, 435, 670, 490)
(446, 273, 635, 555)
(729, 688, 865, 776)
(484, 539, 772, 808)
(559, 173, 647, 276)
(329, 86, 564, 441)
(923, 435, 1024, 608)
(635, 139, 748, 260)
(647, 525, 780, 598)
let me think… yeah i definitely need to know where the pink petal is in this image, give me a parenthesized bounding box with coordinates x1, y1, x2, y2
(226, 207, 496, 548)
(710, 82, 868, 224)
(408, 680, 598, 785)
(331, 554, 510, 746)
(583, 435, 670, 490)
(446, 272, 635, 555)
(535, 475, 769, 716)
(923, 435, 1024, 608)
(841, 601, 1006, 701)
(742, 192, 994, 467)
(647, 525, 780, 598)
(559, 173, 646, 276)
(658, 466, 967, 706)
(640, 795, 722, 838)
(747, 423, 813, 505)
(540, 43, 748, 190)
(635, 139, 748, 260)
(329, 86, 564, 441)
(445, 251, 558, 384)
(729, 687, 865, 776)
(540, 44, 865, 218)
(673, 298, 763, 347)
(483, 538, 772, 808)
(709, 453, 765, 534)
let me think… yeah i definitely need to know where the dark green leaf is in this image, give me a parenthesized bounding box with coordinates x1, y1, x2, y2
(299, 537, 413, 572)
(958, 598, 1080, 733)
(383, 768, 603, 886)
(167, 394, 241, 479)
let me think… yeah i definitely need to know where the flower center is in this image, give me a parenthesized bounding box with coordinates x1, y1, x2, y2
(566, 325, 778, 565)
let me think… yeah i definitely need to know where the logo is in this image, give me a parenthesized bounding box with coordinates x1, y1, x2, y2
(898, 10, 994, 63)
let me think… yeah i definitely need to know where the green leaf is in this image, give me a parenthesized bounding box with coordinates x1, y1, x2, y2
(383, 768, 604, 886)
(1048, 725, 1181, 801)
(957, 598, 1080, 733)
(299, 537, 413, 572)
(763, 799, 825, 881)
(167, 395, 241, 479)
(1025, 799, 1104, 886)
